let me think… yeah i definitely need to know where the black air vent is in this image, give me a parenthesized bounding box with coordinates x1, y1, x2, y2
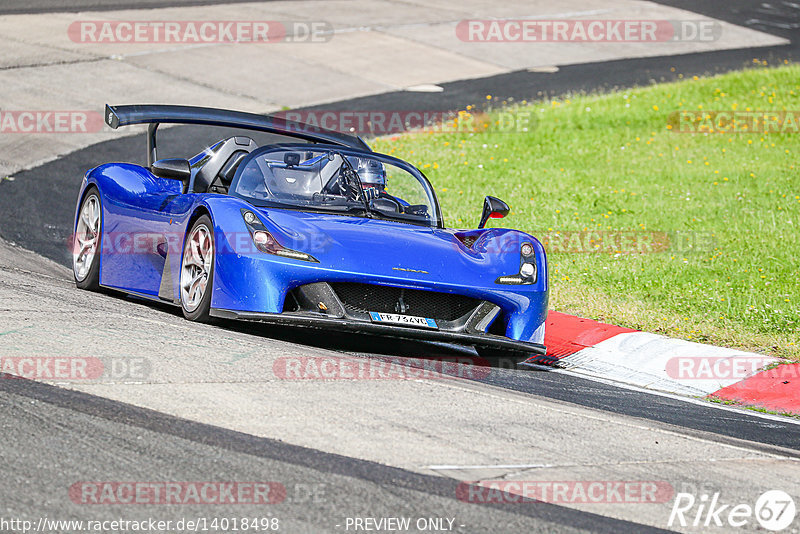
(330, 282, 481, 322)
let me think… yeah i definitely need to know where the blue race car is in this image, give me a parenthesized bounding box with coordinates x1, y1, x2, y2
(73, 104, 548, 364)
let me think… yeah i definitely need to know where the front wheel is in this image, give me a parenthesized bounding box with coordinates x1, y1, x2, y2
(73, 189, 102, 291)
(180, 215, 215, 322)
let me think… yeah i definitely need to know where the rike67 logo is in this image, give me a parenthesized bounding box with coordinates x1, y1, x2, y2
(669, 490, 796, 531)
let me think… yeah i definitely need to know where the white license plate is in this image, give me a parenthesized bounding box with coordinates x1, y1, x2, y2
(369, 312, 437, 329)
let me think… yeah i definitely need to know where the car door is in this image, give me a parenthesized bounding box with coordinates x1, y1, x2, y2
(99, 169, 192, 297)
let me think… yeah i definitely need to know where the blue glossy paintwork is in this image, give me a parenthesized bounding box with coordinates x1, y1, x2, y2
(76, 154, 549, 344)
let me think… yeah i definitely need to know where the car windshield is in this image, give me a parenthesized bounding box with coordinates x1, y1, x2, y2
(231, 146, 440, 227)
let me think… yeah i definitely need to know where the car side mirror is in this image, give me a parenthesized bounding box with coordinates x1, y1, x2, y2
(478, 196, 510, 229)
(151, 158, 191, 182)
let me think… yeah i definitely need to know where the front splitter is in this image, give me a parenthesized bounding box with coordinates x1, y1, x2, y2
(209, 308, 546, 359)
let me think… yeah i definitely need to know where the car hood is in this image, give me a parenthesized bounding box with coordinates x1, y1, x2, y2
(254, 207, 525, 285)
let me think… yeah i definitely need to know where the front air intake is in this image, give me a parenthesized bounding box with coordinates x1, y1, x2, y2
(329, 282, 482, 322)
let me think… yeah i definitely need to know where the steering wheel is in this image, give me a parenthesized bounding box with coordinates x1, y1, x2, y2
(320, 164, 367, 204)
(319, 156, 352, 197)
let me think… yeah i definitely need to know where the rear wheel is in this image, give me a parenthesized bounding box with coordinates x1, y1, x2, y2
(73, 189, 102, 291)
(180, 215, 215, 322)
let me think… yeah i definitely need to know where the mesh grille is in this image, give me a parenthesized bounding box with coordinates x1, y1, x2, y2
(455, 234, 478, 248)
(330, 282, 481, 321)
(461, 235, 478, 248)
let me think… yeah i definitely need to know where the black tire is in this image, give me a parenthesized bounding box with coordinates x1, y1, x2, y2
(180, 215, 215, 323)
(73, 188, 102, 291)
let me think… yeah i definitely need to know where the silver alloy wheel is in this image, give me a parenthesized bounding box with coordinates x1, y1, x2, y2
(180, 224, 213, 312)
(73, 195, 100, 282)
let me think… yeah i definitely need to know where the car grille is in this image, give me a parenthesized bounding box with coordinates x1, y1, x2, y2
(460, 235, 478, 248)
(329, 282, 481, 322)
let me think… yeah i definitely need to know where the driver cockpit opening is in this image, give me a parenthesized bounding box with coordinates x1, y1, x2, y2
(226, 146, 438, 226)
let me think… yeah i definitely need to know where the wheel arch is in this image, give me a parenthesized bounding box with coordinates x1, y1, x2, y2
(74, 182, 102, 230)
(184, 204, 214, 239)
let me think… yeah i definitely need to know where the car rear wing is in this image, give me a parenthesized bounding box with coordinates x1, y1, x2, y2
(104, 104, 371, 166)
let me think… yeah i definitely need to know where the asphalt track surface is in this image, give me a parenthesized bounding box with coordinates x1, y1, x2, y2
(1, 1, 799, 532)
(2, 377, 667, 533)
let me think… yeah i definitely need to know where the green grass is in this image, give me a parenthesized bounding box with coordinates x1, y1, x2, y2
(371, 62, 800, 359)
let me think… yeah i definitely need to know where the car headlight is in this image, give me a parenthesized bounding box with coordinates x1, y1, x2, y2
(495, 242, 537, 285)
(520, 262, 535, 278)
(243, 211, 258, 225)
(241, 209, 319, 263)
(521, 242, 534, 257)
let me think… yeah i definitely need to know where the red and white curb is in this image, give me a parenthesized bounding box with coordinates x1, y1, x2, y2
(533, 312, 799, 414)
